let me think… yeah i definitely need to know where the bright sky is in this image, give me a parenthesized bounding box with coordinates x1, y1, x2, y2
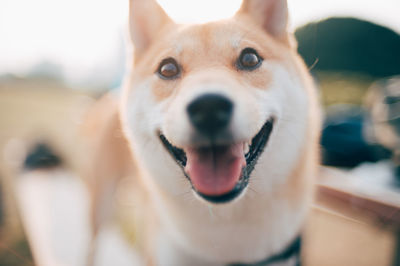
(0, 0, 399, 85)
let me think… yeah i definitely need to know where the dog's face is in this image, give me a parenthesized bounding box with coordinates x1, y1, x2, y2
(121, 0, 312, 204)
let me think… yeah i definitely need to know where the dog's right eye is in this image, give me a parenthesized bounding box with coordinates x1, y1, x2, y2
(237, 48, 263, 71)
(157, 58, 180, 80)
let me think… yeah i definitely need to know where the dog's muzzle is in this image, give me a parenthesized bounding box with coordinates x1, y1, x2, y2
(160, 93, 274, 204)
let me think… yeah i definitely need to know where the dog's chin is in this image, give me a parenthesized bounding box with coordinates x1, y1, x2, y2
(159, 118, 275, 204)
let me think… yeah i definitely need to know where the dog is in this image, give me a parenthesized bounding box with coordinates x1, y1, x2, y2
(84, 0, 321, 265)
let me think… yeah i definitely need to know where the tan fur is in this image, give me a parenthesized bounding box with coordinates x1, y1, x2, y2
(80, 94, 138, 264)
(130, 21, 288, 102)
(84, 0, 321, 265)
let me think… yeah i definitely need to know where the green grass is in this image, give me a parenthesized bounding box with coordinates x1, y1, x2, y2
(315, 71, 375, 107)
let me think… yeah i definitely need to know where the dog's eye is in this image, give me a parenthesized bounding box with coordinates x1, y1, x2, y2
(157, 58, 180, 79)
(237, 48, 262, 71)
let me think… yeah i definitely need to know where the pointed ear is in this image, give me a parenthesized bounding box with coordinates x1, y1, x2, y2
(129, 0, 173, 57)
(236, 0, 289, 40)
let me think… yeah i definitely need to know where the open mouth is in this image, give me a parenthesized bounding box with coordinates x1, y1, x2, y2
(159, 118, 275, 204)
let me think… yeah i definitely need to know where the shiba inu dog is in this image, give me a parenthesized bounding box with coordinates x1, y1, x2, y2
(86, 0, 321, 265)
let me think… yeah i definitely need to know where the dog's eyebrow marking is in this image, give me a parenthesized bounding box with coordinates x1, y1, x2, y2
(230, 34, 243, 49)
(174, 44, 183, 55)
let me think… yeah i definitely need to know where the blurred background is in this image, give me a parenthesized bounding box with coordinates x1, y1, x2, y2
(0, 0, 399, 265)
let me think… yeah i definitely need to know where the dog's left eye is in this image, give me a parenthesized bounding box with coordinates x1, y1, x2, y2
(157, 58, 180, 79)
(237, 48, 262, 71)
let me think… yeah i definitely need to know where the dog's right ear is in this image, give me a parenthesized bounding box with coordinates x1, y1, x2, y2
(236, 0, 289, 42)
(129, 0, 173, 59)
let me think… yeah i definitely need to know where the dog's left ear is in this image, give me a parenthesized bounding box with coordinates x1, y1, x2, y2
(236, 0, 289, 41)
(129, 0, 173, 59)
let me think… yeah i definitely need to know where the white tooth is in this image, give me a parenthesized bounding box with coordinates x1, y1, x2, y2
(244, 143, 250, 154)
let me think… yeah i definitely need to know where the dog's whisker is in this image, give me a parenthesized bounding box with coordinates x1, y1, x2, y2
(178, 190, 192, 198)
(208, 205, 215, 220)
(278, 117, 296, 123)
(248, 187, 260, 195)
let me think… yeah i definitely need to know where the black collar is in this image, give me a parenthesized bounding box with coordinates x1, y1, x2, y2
(228, 236, 302, 266)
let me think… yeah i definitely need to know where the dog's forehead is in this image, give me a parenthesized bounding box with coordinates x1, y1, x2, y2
(172, 22, 247, 52)
(152, 20, 277, 72)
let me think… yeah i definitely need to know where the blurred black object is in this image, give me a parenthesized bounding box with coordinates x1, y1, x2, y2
(321, 105, 391, 167)
(23, 143, 62, 170)
(296, 17, 400, 78)
(364, 77, 400, 182)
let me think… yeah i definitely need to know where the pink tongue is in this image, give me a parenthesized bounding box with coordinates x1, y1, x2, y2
(185, 143, 246, 196)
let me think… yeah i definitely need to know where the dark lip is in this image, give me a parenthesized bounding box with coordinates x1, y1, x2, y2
(159, 118, 275, 204)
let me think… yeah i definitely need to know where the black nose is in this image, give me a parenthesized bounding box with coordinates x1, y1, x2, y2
(187, 94, 233, 138)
